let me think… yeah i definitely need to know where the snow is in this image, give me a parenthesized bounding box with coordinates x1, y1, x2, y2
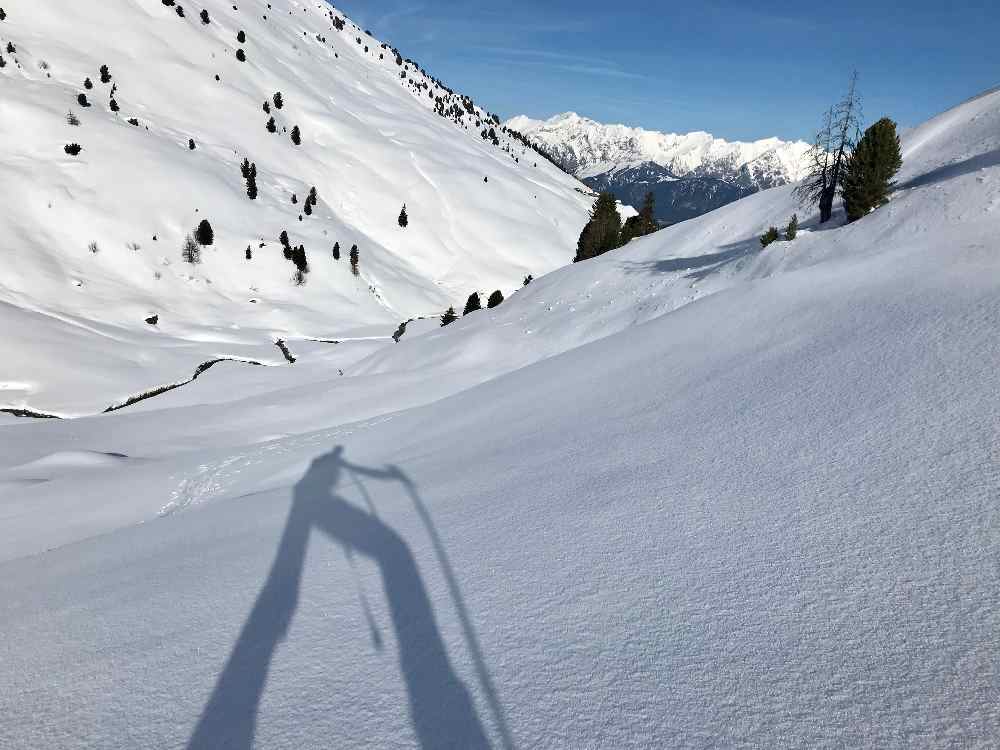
(0, 0, 592, 414)
(1, 2, 999, 747)
(507, 111, 812, 184)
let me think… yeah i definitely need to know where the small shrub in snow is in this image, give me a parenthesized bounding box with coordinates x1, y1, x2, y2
(0, 8, 6, 21)
(188, 138, 196, 150)
(463, 292, 481, 315)
(128, 117, 139, 126)
(195, 219, 214, 246)
(272, 91, 283, 109)
(99, 64, 111, 84)
(262, 100, 271, 114)
(182, 234, 201, 264)
(84, 77, 93, 90)
(5, 41, 14, 54)
(64, 143, 82, 155)
(237, 30, 246, 43)
(236, 48, 246, 62)
(77, 93, 91, 107)
(349, 244, 359, 275)
(759, 227, 780, 248)
(290, 125, 301, 145)
(66, 111, 81, 126)
(245, 245, 252, 260)
(487, 290, 504, 309)
(291, 193, 298, 204)
(175, 5, 185, 17)
(332, 242, 340, 260)
(523, 274, 533, 286)
(200, 9, 210, 24)
(109, 97, 119, 113)
(440, 306, 457, 327)
(398, 204, 408, 228)
(266, 116, 276, 133)
(303, 201, 312, 216)
(88, 241, 100, 254)
(785, 214, 799, 241)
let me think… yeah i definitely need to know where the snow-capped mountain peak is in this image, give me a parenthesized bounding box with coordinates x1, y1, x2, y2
(506, 112, 810, 185)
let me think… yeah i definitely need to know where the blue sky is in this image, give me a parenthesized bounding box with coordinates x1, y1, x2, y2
(330, 0, 998, 142)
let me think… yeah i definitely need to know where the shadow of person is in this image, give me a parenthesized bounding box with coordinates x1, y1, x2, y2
(188, 446, 490, 750)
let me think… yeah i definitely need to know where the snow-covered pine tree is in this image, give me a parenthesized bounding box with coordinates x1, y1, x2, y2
(182, 234, 200, 264)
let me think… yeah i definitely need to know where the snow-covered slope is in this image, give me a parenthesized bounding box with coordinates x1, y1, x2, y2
(506, 111, 811, 185)
(0, 0, 591, 413)
(1, 81, 999, 748)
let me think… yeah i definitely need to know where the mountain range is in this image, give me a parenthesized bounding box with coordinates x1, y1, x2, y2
(506, 112, 812, 224)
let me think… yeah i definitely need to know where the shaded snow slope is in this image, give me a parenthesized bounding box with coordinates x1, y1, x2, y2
(0, 81, 999, 748)
(0, 0, 591, 413)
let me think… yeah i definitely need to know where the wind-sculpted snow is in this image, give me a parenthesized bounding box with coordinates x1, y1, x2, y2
(1, 58, 999, 750)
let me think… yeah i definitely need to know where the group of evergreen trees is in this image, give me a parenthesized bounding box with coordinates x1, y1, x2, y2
(760, 215, 798, 247)
(575, 191, 659, 263)
(798, 74, 902, 224)
(241, 158, 258, 199)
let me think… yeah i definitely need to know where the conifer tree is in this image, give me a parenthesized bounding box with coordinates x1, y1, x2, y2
(236, 48, 246, 62)
(195, 219, 214, 246)
(332, 242, 340, 260)
(523, 274, 533, 286)
(291, 244, 309, 274)
(785, 214, 799, 241)
(84, 77, 93, 90)
(189, 138, 196, 150)
(200, 9, 210, 23)
(398, 204, 408, 228)
(575, 192, 621, 262)
(303, 200, 312, 216)
(273, 91, 283, 109)
(290, 125, 301, 145)
(263, 100, 271, 114)
(99, 64, 112, 84)
(487, 290, 504, 308)
(77, 93, 91, 107)
(759, 226, 780, 247)
(237, 30, 246, 43)
(182, 234, 201, 264)
(463, 292, 481, 315)
(350, 244, 359, 275)
(842, 118, 902, 222)
(246, 245, 252, 260)
(266, 117, 276, 133)
(440, 306, 457, 326)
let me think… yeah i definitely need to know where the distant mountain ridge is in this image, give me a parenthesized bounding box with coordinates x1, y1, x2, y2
(506, 112, 811, 224)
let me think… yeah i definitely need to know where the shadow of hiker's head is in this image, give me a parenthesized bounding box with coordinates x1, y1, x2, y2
(301, 446, 345, 489)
